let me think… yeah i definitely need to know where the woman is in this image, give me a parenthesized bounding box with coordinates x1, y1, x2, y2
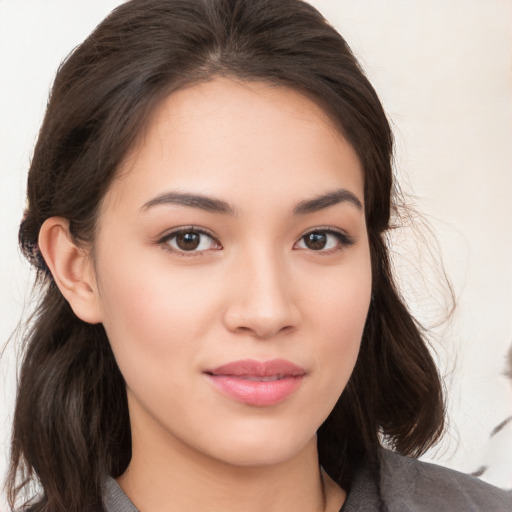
(6, 0, 511, 511)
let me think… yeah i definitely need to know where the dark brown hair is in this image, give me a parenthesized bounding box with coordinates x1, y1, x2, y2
(8, 0, 444, 510)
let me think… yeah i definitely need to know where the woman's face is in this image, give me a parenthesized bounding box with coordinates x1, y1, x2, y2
(92, 78, 372, 468)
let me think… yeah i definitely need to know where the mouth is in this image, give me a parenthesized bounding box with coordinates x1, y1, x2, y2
(232, 375, 289, 382)
(204, 359, 306, 407)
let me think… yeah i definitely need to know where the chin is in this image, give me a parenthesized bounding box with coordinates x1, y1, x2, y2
(203, 426, 318, 468)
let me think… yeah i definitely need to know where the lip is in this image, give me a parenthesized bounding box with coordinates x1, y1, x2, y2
(204, 359, 306, 407)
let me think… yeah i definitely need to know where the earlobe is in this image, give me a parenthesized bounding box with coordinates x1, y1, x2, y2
(38, 217, 103, 324)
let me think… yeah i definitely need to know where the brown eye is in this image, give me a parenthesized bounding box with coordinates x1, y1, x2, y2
(176, 232, 201, 251)
(303, 232, 328, 250)
(295, 229, 355, 252)
(163, 229, 220, 254)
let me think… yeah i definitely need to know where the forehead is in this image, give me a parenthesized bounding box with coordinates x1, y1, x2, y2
(105, 77, 364, 213)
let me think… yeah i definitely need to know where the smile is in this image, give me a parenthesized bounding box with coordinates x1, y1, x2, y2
(238, 375, 285, 382)
(204, 359, 306, 407)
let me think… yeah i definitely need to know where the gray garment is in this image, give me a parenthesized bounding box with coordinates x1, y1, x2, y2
(103, 478, 139, 512)
(103, 450, 512, 511)
(341, 450, 511, 511)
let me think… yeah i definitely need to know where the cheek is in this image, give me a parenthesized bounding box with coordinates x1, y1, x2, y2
(306, 251, 372, 395)
(95, 250, 218, 375)
(308, 250, 371, 335)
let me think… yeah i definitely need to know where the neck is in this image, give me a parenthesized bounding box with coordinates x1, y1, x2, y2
(117, 411, 345, 512)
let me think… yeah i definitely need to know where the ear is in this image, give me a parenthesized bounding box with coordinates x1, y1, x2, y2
(38, 217, 103, 324)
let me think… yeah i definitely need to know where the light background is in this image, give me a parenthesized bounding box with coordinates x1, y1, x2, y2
(1, 0, 511, 505)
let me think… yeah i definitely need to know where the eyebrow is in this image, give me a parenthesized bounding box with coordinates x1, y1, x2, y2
(293, 189, 363, 214)
(141, 191, 236, 215)
(141, 188, 363, 216)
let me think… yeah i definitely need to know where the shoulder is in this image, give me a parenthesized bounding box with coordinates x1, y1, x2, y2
(378, 449, 512, 512)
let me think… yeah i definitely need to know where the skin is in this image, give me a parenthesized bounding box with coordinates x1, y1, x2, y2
(40, 77, 372, 512)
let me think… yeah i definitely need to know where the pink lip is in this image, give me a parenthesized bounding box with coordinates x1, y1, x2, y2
(204, 359, 306, 407)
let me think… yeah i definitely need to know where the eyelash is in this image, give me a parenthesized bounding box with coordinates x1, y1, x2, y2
(157, 226, 355, 258)
(295, 227, 355, 254)
(158, 226, 220, 258)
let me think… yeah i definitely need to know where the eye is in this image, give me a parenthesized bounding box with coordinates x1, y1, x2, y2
(160, 227, 221, 254)
(294, 229, 354, 252)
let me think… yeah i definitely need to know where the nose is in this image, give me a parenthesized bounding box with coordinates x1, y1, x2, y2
(222, 249, 301, 339)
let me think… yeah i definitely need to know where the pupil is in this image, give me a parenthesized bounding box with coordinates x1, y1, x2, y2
(177, 232, 200, 250)
(305, 232, 326, 250)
